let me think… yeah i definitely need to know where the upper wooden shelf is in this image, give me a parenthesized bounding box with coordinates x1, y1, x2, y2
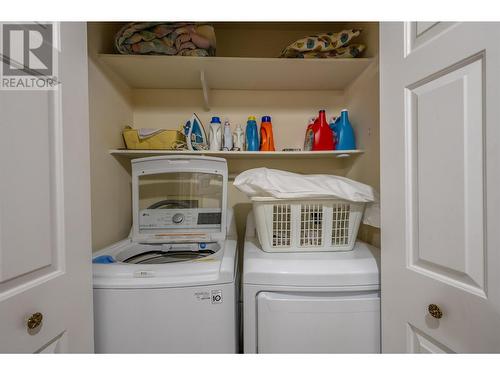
(109, 149, 364, 160)
(99, 54, 374, 91)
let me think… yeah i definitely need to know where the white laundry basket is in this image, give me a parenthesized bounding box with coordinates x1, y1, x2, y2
(252, 197, 365, 252)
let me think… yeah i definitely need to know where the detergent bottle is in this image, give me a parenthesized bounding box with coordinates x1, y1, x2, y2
(259, 116, 275, 151)
(233, 124, 245, 151)
(245, 116, 259, 151)
(303, 117, 316, 151)
(312, 110, 335, 151)
(329, 116, 337, 136)
(209, 116, 222, 151)
(223, 120, 233, 151)
(335, 109, 356, 150)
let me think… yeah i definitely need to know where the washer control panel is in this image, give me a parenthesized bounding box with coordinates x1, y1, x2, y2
(139, 208, 221, 230)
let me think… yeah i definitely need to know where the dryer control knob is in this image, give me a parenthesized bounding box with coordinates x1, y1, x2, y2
(172, 213, 184, 224)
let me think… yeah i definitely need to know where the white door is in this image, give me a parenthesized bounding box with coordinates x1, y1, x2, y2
(0, 22, 93, 353)
(380, 22, 500, 352)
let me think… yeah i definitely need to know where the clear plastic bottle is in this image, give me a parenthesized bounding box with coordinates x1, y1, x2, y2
(303, 117, 316, 151)
(223, 120, 233, 151)
(233, 124, 245, 151)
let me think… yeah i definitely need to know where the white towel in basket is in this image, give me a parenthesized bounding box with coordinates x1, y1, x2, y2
(234, 168, 375, 202)
(234, 168, 380, 228)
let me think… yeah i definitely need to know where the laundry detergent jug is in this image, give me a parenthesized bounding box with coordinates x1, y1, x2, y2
(334, 109, 356, 150)
(259, 116, 275, 151)
(245, 116, 259, 151)
(209, 116, 223, 151)
(312, 110, 335, 151)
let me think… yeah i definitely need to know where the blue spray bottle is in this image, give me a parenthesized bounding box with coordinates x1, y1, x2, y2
(245, 116, 259, 151)
(335, 109, 356, 150)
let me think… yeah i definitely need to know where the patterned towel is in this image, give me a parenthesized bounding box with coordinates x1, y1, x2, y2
(291, 44, 365, 59)
(115, 22, 216, 56)
(280, 29, 364, 58)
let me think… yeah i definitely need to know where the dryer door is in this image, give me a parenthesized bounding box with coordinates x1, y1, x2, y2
(256, 291, 380, 353)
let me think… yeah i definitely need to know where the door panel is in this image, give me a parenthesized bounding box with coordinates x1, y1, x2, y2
(37, 333, 67, 353)
(405, 22, 456, 56)
(0, 23, 93, 353)
(416, 22, 439, 36)
(406, 54, 485, 295)
(0, 90, 63, 288)
(407, 324, 453, 353)
(1, 91, 53, 282)
(381, 22, 500, 352)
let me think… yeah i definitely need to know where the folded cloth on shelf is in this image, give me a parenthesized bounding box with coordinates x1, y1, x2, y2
(294, 44, 365, 59)
(115, 22, 216, 56)
(122, 126, 186, 150)
(137, 128, 164, 140)
(280, 29, 364, 58)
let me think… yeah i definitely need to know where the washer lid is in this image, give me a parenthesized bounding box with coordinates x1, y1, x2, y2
(243, 239, 380, 287)
(131, 156, 228, 244)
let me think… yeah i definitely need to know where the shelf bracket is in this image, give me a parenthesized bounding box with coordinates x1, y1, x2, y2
(200, 70, 210, 111)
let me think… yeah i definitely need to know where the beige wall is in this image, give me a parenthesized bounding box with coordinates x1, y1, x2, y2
(88, 23, 134, 251)
(214, 22, 348, 58)
(344, 33, 381, 247)
(132, 89, 345, 151)
(214, 22, 378, 58)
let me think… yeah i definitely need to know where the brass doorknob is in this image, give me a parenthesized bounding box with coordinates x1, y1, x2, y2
(428, 304, 443, 319)
(27, 312, 43, 330)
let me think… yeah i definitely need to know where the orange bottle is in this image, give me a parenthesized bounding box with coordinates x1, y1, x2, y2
(259, 116, 275, 151)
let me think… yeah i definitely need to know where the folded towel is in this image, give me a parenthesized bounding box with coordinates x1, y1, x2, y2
(115, 22, 216, 56)
(137, 128, 164, 140)
(280, 29, 364, 58)
(291, 44, 365, 59)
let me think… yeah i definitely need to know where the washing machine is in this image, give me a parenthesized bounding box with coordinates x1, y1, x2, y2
(93, 156, 238, 353)
(243, 213, 380, 353)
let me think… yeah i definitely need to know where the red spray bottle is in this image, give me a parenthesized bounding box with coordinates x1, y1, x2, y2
(312, 110, 335, 150)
